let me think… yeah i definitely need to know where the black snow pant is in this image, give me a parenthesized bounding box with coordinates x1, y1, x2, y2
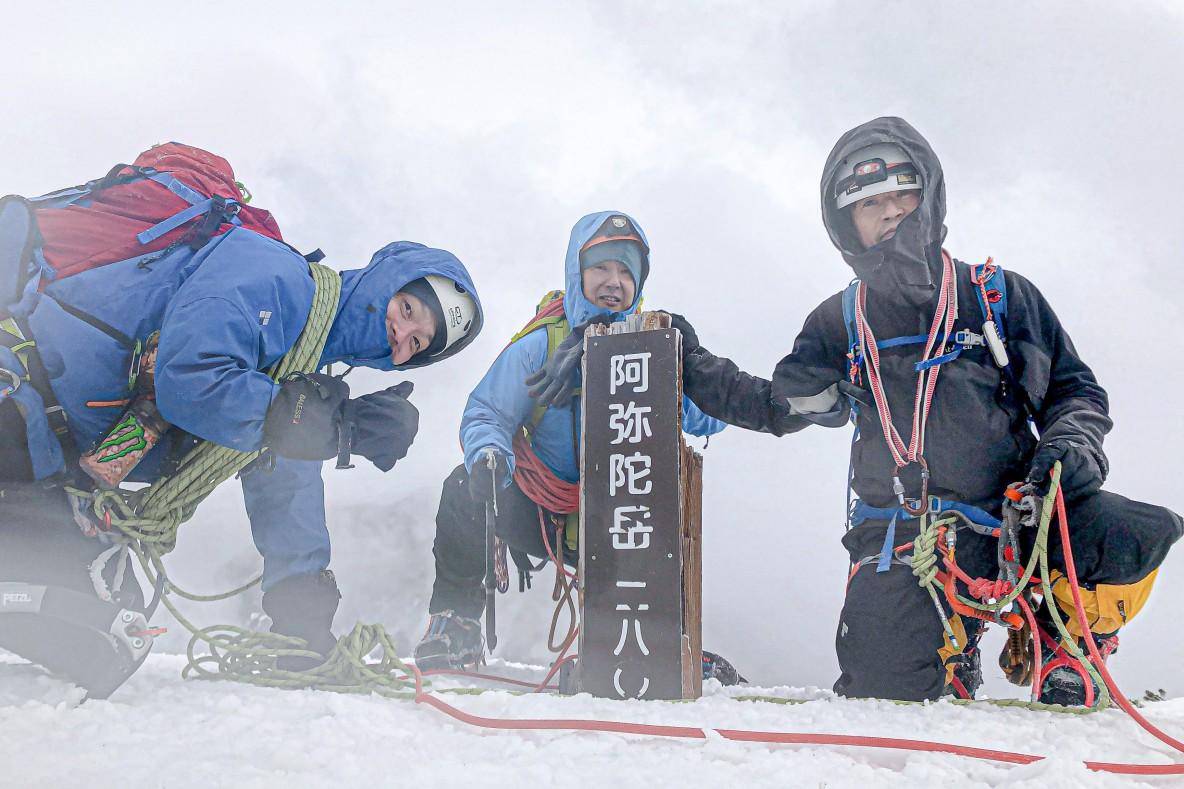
(834, 489, 1183, 702)
(0, 485, 146, 698)
(429, 463, 570, 619)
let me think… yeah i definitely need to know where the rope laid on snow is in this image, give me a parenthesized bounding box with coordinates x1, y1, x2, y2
(143, 449, 1179, 776)
(183, 622, 429, 697)
(403, 464, 1184, 775)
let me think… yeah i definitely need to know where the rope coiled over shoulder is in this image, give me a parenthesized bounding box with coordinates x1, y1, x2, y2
(71, 261, 341, 561)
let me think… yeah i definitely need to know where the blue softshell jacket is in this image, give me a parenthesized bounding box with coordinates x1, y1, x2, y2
(459, 210, 724, 482)
(19, 231, 482, 589)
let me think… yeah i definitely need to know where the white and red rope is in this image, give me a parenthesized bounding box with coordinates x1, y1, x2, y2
(854, 251, 958, 473)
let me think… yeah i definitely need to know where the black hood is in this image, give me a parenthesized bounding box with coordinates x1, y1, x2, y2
(820, 116, 948, 306)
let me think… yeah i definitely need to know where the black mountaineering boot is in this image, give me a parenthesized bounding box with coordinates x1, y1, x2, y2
(1037, 633, 1118, 707)
(943, 621, 985, 700)
(261, 570, 341, 671)
(413, 610, 484, 671)
(943, 645, 983, 700)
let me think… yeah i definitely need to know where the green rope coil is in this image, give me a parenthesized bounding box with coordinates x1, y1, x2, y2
(100, 260, 341, 553)
(63, 262, 339, 598)
(183, 622, 424, 698)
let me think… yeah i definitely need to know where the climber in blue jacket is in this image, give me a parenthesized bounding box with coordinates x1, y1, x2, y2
(0, 228, 482, 696)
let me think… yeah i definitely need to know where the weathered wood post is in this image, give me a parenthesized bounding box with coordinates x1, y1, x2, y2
(577, 312, 703, 700)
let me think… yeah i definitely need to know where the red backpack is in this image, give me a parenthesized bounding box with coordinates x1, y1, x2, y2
(1, 142, 289, 313)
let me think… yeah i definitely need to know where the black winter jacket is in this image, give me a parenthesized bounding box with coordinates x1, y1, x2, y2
(683, 117, 1111, 511)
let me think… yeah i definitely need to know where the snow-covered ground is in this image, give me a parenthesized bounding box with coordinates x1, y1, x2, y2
(2, 652, 1182, 789)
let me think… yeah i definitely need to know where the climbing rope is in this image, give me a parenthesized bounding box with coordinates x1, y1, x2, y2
(72, 261, 340, 557)
(62, 259, 339, 613)
(512, 429, 579, 514)
(56, 262, 348, 674)
(853, 251, 958, 513)
(907, 464, 1111, 711)
(183, 621, 425, 698)
(155, 461, 1182, 777)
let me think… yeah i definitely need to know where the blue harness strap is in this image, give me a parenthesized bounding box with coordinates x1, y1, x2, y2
(850, 497, 1003, 573)
(841, 279, 861, 382)
(971, 260, 1008, 340)
(915, 346, 963, 371)
(877, 334, 928, 349)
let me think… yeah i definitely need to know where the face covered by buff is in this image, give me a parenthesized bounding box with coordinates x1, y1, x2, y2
(820, 117, 949, 307)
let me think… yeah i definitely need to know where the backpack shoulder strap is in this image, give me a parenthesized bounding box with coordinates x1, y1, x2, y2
(841, 279, 861, 383)
(969, 258, 1037, 418)
(507, 290, 571, 431)
(971, 258, 1007, 339)
(510, 289, 566, 345)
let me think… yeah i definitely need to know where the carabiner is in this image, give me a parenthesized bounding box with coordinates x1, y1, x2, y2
(0, 367, 21, 399)
(899, 458, 931, 516)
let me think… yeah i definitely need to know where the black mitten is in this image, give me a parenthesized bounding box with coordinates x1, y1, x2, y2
(664, 311, 700, 357)
(340, 381, 419, 472)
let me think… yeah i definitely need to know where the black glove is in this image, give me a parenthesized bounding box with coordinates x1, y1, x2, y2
(1026, 438, 1104, 499)
(340, 381, 418, 471)
(468, 448, 508, 504)
(664, 312, 700, 356)
(524, 316, 612, 408)
(263, 373, 350, 461)
(262, 570, 341, 671)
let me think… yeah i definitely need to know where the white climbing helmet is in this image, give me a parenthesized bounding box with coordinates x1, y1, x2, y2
(833, 142, 923, 209)
(424, 274, 477, 354)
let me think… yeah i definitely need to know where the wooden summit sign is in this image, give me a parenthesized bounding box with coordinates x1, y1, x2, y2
(577, 312, 703, 700)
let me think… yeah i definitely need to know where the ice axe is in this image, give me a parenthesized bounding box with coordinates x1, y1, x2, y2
(482, 449, 499, 652)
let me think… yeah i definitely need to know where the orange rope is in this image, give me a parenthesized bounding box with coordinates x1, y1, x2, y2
(511, 430, 578, 514)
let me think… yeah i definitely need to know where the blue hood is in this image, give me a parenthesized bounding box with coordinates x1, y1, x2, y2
(562, 211, 649, 326)
(320, 241, 483, 371)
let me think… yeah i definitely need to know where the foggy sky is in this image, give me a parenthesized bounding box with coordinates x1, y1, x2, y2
(4, 0, 1183, 697)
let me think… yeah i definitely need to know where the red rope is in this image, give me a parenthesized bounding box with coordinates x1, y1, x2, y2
(512, 430, 578, 514)
(967, 577, 1014, 601)
(401, 481, 1184, 776)
(1015, 595, 1043, 704)
(971, 257, 996, 323)
(538, 505, 578, 580)
(1053, 486, 1184, 755)
(855, 251, 958, 469)
(408, 655, 1182, 774)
